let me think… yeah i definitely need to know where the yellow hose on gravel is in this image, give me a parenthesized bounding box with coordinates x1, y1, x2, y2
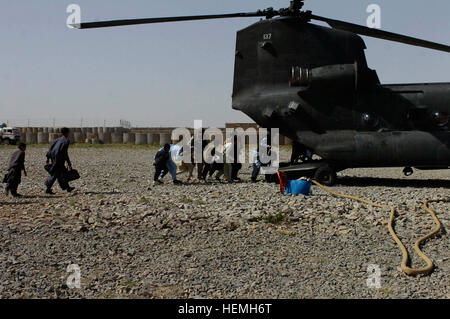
(311, 180, 445, 276)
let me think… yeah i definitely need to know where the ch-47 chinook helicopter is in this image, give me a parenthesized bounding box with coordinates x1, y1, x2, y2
(73, 0, 450, 185)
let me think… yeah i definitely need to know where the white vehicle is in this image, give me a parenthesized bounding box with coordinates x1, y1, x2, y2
(0, 127, 21, 145)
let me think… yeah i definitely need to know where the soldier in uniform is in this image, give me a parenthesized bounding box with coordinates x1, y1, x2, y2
(3, 143, 27, 197)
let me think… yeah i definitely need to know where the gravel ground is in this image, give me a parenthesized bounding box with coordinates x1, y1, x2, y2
(0, 145, 448, 299)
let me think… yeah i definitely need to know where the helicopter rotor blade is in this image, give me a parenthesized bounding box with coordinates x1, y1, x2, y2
(71, 12, 268, 29)
(71, 5, 450, 54)
(310, 14, 450, 53)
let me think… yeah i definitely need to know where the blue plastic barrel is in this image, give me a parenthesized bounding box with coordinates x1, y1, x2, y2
(285, 179, 312, 196)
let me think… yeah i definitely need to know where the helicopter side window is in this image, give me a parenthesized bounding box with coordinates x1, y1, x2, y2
(361, 113, 379, 128)
(407, 109, 449, 130)
(433, 112, 449, 127)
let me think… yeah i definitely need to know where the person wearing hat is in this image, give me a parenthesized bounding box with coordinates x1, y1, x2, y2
(3, 143, 27, 197)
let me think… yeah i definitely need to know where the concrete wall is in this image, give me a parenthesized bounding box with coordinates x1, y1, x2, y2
(111, 133, 123, 144)
(123, 133, 135, 144)
(37, 132, 49, 144)
(135, 133, 147, 145)
(12, 125, 293, 146)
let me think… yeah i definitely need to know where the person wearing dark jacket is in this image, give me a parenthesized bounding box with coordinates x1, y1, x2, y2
(153, 144, 171, 185)
(3, 143, 27, 197)
(231, 135, 243, 182)
(190, 130, 209, 181)
(45, 127, 74, 194)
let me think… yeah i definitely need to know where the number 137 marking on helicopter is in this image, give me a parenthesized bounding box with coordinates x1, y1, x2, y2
(71, 1, 449, 185)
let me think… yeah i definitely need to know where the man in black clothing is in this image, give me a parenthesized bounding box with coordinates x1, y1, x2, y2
(3, 143, 27, 197)
(192, 129, 209, 181)
(154, 144, 171, 185)
(231, 135, 243, 182)
(207, 162, 224, 182)
(201, 143, 220, 181)
(45, 127, 74, 194)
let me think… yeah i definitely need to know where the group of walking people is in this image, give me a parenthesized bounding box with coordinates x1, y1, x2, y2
(153, 133, 273, 185)
(3, 128, 285, 197)
(3, 127, 76, 197)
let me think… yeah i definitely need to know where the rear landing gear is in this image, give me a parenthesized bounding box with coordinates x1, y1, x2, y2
(314, 165, 337, 186)
(267, 161, 339, 186)
(403, 167, 414, 176)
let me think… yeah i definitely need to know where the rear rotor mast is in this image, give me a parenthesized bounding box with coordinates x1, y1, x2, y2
(259, 0, 311, 20)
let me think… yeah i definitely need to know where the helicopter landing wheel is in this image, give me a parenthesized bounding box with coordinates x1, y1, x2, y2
(314, 165, 337, 186)
(403, 167, 414, 176)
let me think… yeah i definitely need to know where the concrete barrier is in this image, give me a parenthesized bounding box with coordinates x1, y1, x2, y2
(37, 132, 49, 144)
(111, 133, 123, 144)
(147, 133, 154, 145)
(49, 133, 59, 142)
(25, 132, 37, 144)
(135, 133, 148, 145)
(73, 132, 85, 143)
(85, 134, 99, 144)
(123, 133, 135, 144)
(113, 127, 123, 134)
(160, 133, 171, 145)
(99, 132, 111, 144)
(149, 134, 161, 145)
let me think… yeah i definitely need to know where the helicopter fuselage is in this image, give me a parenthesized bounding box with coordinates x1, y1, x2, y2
(232, 17, 450, 170)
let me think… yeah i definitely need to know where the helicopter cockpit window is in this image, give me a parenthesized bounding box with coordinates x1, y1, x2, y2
(433, 112, 449, 127)
(361, 113, 379, 128)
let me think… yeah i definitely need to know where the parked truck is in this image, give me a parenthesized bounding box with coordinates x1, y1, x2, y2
(0, 127, 21, 145)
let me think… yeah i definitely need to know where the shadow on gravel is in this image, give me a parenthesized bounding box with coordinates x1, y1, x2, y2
(339, 177, 450, 188)
(21, 195, 64, 199)
(83, 191, 121, 195)
(0, 201, 36, 205)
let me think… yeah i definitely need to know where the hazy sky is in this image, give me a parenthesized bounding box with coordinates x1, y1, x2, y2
(1, 0, 449, 127)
